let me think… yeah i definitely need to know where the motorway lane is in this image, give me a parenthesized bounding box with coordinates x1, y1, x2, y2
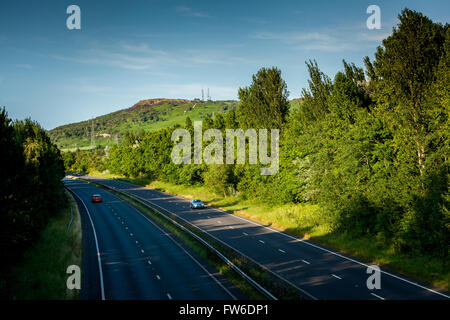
(64, 178, 236, 300)
(82, 176, 450, 300)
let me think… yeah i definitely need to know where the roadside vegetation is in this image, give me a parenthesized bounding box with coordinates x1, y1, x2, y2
(5, 191, 82, 299)
(0, 109, 68, 298)
(62, 9, 449, 290)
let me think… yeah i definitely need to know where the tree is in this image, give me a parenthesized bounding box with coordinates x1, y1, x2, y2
(0, 108, 26, 263)
(328, 71, 368, 123)
(123, 131, 136, 147)
(204, 164, 235, 197)
(371, 8, 447, 178)
(0, 109, 66, 282)
(224, 109, 238, 129)
(63, 151, 76, 171)
(185, 116, 193, 132)
(213, 113, 225, 130)
(237, 67, 289, 129)
(298, 60, 333, 125)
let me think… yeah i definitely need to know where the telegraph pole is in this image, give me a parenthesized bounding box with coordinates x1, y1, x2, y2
(90, 120, 95, 149)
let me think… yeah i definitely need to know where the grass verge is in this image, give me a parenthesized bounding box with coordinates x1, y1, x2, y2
(98, 174, 449, 292)
(7, 190, 82, 299)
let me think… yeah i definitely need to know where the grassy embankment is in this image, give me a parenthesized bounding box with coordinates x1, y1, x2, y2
(89, 170, 450, 291)
(7, 190, 82, 299)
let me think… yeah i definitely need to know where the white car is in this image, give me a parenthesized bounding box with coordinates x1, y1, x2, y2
(190, 199, 205, 209)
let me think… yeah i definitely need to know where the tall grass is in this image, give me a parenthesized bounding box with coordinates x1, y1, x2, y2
(7, 191, 82, 299)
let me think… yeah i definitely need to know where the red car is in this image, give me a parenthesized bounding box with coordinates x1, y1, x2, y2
(91, 194, 102, 203)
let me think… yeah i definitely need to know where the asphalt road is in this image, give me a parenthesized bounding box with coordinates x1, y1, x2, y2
(64, 178, 238, 300)
(81, 176, 450, 300)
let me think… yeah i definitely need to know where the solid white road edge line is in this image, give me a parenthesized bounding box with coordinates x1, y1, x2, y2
(69, 188, 106, 300)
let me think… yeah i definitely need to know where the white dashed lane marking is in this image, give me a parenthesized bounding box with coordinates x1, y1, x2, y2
(331, 274, 342, 280)
(302, 259, 310, 265)
(278, 249, 286, 253)
(370, 293, 385, 300)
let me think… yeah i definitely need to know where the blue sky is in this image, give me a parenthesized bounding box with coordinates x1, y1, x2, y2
(0, 0, 448, 129)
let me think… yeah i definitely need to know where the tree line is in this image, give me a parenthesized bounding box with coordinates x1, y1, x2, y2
(0, 108, 66, 280)
(65, 9, 449, 260)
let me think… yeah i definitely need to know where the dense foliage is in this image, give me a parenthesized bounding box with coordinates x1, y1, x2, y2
(0, 108, 66, 274)
(63, 147, 107, 174)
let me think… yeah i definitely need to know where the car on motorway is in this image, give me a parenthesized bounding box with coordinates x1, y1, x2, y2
(91, 194, 102, 203)
(190, 199, 205, 209)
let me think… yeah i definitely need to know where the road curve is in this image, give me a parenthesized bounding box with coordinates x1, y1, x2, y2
(81, 176, 450, 300)
(64, 178, 237, 300)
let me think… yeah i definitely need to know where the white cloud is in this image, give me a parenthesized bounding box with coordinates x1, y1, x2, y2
(50, 40, 257, 73)
(120, 43, 167, 56)
(358, 32, 390, 42)
(252, 31, 333, 43)
(16, 64, 33, 69)
(295, 42, 354, 53)
(251, 27, 387, 52)
(175, 6, 211, 18)
(251, 30, 348, 52)
(242, 17, 270, 25)
(51, 43, 176, 71)
(185, 49, 257, 66)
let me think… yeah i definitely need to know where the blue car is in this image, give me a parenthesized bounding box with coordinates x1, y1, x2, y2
(190, 199, 205, 209)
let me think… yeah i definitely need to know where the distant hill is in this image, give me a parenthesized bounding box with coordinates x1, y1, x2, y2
(49, 99, 238, 150)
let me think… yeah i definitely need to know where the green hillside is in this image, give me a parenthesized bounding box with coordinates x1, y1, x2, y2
(48, 99, 238, 150)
